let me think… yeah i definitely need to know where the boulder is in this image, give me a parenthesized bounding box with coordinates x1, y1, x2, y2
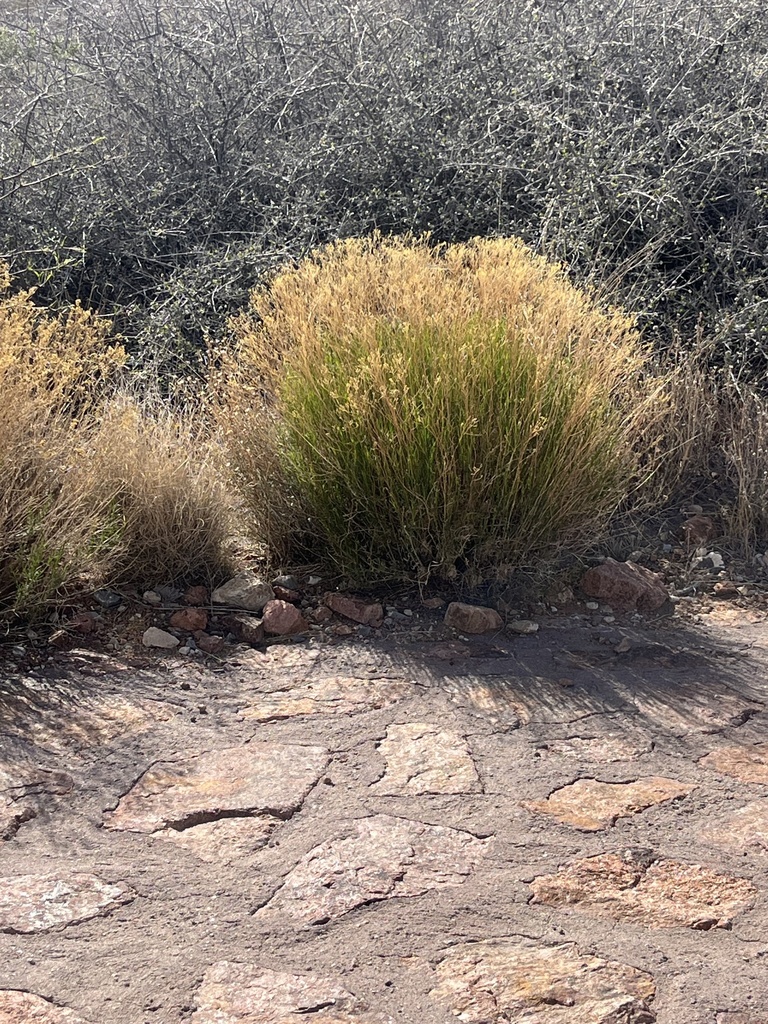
(444, 602, 502, 634)
(580, 559, 668, 613)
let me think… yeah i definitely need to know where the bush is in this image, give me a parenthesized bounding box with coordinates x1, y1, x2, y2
(225, 236, 648, 582)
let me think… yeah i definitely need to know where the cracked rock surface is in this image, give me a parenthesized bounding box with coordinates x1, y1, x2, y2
(1, 607, 768, 1022)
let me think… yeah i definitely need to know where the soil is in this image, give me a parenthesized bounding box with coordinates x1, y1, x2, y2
(1, 598, 768, 1022)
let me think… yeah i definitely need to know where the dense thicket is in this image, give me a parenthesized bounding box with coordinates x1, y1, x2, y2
(1, 0, 767, 374)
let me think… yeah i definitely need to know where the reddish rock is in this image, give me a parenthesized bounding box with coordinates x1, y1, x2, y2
(444, 602, 502, 634)
(183, 585, 209, 606)
(273, 586, 302, 603)
(68, 612, 97, 635)
(523, 777, 695, 830)
(323, 592, 384, 627)
(0, 990, 88, 1022)
(169, 607, 208, 631)
(0, 873, 134, 933)
(700, 744, 768, 784)
(221, 613, 264, 645)
(580, 559, 668, 613)
(262, 599, 308, 636)
(194, 630, 226, 654)
(422, 596, 445, 609)
(309, 605, 333, 624)
(682, 514, 717, 546)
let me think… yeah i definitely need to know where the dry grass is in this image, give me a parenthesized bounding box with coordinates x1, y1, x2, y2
(224, 236, 654, 582)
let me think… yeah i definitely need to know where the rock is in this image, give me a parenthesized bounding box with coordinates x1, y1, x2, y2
(580, 559, 668, 613)
(714, 580, 739, 596)
(522, 777, 695, 831)
(430, 937, 655, 1023)
(700, 744, 768, 784)
(193, 630, 226, 655)
(508, 619, 539, 635)
(191, 963, 392, 1024)
(239, 675, 411, 721)
(157, 816, 276, 865)
(0, 991, 88, 1022)
(169, 607, 208, 631)
(444, 602, 503, 634)
(370, 723, 480, 795)
(262, 599, 308, 636)
(272, 574, 301, 592)
(682, 514, 717, 546)
(67, 612, 97, 635)
(103, 743, 328, 833)
(530, 851, 755, 929)
(702, 800, 768, 852)
(260, 814, 489, 924)
(273, 585, 302, 603)
(92, 589, 121, 609)
(331, 622, 355, 636)
(212, 572, 274, 612)
(538, 731, 653, 763)
(422, 596, 445, 609)
(143, 590, 163, 605)
(309, 605, 333, 624)
(183, 584, 209, 606)
(141, 627, 180, 649)
(0, 798, 35, 840)
(0, 873, 133, 933)
(221, 613, 264, 645)
(154, 584, 182, 602)
(323, 592, 384, 627)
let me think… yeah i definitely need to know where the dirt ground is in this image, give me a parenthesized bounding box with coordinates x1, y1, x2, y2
(1, 600, 768, 1023)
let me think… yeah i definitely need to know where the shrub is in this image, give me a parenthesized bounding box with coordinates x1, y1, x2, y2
(226, 236, 648, 582)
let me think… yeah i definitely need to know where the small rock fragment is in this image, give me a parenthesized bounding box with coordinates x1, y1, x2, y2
(262, 599, 308, 636)
(212, 572, 274, 612)
(169, 607, 208, 632)
(444, 602, 502, 634)
(272, 574, 301, 592)
(580, 559, 668, 613)
(323, 592, 384, 627)
(193, 631, 226, 655)
(422, 596, 445, 609)
(141, 627, 180, 649)
(221, 613, 264, 645)
(371, 723, 480, 795)
(143, 590, 163, 606)
(183, 585, 209, 606)
(273, 586, 302, 603)
(508, 619, 539, 635)
(92, 589, 121, 609)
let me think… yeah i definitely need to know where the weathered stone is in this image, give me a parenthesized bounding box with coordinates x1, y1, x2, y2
(143, 590, 163, 605)
(522, 777, 694, 831)
(629, 683, 761, 736)
(183, 584, 209, 606)
(156, 816, 276, 864)
(0, 991, 88, 1023)
(193, 630, 226, 654)
(530, 851, 755, 929)
(192, 963, 392, 1023)
(222, 613, 265, 645)
(262, 599, 308, 636)
(700, 744, 768, 784)
(212, 572, 274, 612)
(430, 937, 656, 1023)
(508, 619, 539, 635)
(536, 731, 653, 763)
(702, 800, 768, 852)
(444, 602, 503, 634)
(273, 585, 302, 603)
(141, 626, 180, 649)
(422, 596, 445, 609)
(0, 873, 133, 933)
(309, 604, 333, 624)
(323, 592, 384, 627)
(92, 589, 121, 609)
(68, 612, 97, 635)
(682, 514, 717, 546)
(169, 607, 208, 631)
(272, 574, 301, 591)
(580, 559, 668, 613)
(0, 766, 74, 840)
(261, 814, 489, 924)
(239, 675, 411, 721)
(104, 743, 328, 833)
(370, 723, 480, 795)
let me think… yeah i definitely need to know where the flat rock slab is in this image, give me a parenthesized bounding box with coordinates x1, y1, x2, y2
(103, 743, 328, 833)
(536, 731, 653, 763)
(239, 676, 412, 722)
(370, 723, 480, 795)
(530, 852, 756, 929)
(261, 814, 489, 924)
(156, 816, 276, 864)
(192, 963, 393, 1023)
(0, 991, 88, 1023)
(0, 766, 75, 840)
(522, 777, 695, 831)
(700, 744, 768, 784)
(430, 937, 656, 1022)
(0, 873, 133, 933)
(627, 683, 762, 736)
(702, 800, 768, 852)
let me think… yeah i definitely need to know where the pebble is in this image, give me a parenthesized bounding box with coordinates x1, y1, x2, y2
(508, 619, 539, 635)
(93, 589, 122, 609)
(142, 627, 180, 649)
(143, 591, 162, 606)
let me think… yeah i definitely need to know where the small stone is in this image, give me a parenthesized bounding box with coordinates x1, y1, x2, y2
(580, 559, 668, 613)
(0, 991, 88, 1022)
(700, 744, 768, 784)
(92, 589, 121, 609)
(308, 575, 322, 586)
(68, 612, 97, 635)
(323, 592, 384, 627)
(444, 602, 502, 634)
(221, 613, 264, 645)
(143, 590, 163, 606)
(614, 636, 632, 653)
(309, 605, 333, 624)
(585, 601, 599, 610)
(183, 585, 209, 606)
(422, 596, 445, 609)
(141, 627, 180, 649)
(508, 619, 539, 635)
(332, 623, 355, 636)
(430, 937, 655, 1023)
(682, 514, 717, 546)
(262, 599, 308, 636)
(0, 873, 134, 933)
(193, 631, 226, 655)
(260, 814, 488, 924)
(530, 852, 755, 929)
(212, 572, 274, 612)
(371, 723, 480, 795)
(273, 586, 301, 603)
(522, 777, 695, 831)
(169, 607, 208, 632)
(272, 574, 301, 592)
(714, 580, 739, 597)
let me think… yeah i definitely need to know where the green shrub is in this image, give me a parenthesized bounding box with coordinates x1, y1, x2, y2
(227, 236, 648, 582)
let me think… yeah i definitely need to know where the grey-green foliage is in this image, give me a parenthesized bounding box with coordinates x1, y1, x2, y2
(1, 0, 768, 374)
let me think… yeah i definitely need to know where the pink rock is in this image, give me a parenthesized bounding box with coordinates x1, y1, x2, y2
(444, 602, 502, 634)
(69, 611, 97, 634)
(169, 607, 208, 631)
(682, 515, 717, 546)
(323, 592, 384, 627)
(580, 559, 668, 613)
(194, 631, 226, 654)
(273, 586, 302, 603)
(262, 599, 308, 636)
(310, 605, 333, 624)
(183, 585, 209, 606)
